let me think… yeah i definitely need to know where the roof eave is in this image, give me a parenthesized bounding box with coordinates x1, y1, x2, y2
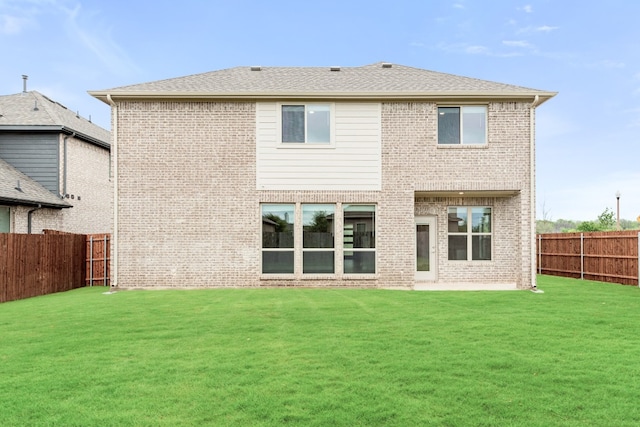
(0, 196, 71, 209)
(89, 91, 557, 105)
(0, 125, 110, 149)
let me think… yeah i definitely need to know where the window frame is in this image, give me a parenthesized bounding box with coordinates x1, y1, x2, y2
(437, 105, 488, 146)
(277, 102, 335, 147)
(302, 203, 336, 274)
(343, 204, 376, 275)
(259, 202, 378, 277)
(261, 204, 295, 274)
(447, 206, 492, 261)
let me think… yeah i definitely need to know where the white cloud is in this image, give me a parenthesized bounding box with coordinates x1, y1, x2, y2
(522, 5, 533, 13)
(453, 3, 465, 9)
(61, 4, 140, 76)
(0, 14, 31, 34)
(517, 25, 560, 34)
(596, 59, 625, 69)
(436, 42, 523, 58)
(536, 25, 559, 32)
(465, 45, 489, 54)
(538, 171, 640, 220)
(502, 40, 534, 48)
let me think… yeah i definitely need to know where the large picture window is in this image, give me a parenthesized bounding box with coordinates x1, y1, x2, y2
(343, 205, 376, 274)
(260, 203, 376, 276)
(438, 106, 487, 145)
(262, 204, 295, 273)
(302, 204, 335, 274)
(448, 207, 492, 261)
(282, 104, 331, 144)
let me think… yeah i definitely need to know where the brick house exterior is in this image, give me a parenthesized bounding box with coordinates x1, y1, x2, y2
(90, 63, 555, 290)
(0, 91, 112, 234)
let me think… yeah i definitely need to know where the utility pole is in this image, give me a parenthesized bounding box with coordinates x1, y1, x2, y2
(616, 191, 621, 230)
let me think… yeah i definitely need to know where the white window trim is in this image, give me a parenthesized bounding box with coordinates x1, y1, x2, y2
(276, 102, 336, 148)
(447, 206, 493, 262)
(260, 202, 377, 278)
(437, 105, 488, 146)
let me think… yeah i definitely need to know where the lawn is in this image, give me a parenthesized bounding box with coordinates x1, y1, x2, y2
(1, 275, 640, 426)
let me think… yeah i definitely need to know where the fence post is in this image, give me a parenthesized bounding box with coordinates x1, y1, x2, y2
(580, 233, 584, 280)
(637, 232, 639, 288)
(538, 234, 542, 274)
(103, 235, 107, 286)
(89, 236, 93, 287)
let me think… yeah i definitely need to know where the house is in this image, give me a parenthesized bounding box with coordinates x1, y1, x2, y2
(89, 63, 555, 290)
(0, 89, 112, 234)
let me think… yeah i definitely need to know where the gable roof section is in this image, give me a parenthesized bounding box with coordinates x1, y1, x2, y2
(0, 158, 70, 208)
(0, 91, 110, 149)
(89, 62, 556, 103)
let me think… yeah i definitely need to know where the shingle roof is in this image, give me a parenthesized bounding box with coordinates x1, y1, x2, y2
(90, 62, 556, 103)
(0, 158, 70, 208)
(0, 91, 110, 147)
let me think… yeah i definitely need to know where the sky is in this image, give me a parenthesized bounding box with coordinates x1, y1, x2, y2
(1, 0, 638, 222)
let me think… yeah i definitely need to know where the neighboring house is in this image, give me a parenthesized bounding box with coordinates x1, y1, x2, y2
(0, 90, 112, 234)
(90, 62, 555, 290)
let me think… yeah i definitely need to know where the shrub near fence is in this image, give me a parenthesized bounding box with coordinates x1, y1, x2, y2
(0, 233, 86, 303)
(537, 231, 640, 286)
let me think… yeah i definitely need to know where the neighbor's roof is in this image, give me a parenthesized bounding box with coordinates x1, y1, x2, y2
(0, 158, 70, 209)
(0, 91, 110, 148)
(89, 62, 556, 104)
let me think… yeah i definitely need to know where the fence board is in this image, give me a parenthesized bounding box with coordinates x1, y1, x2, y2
(537, 231, 640, 286)
(0, 233, 86, 303)
(85, 234, 110, 286)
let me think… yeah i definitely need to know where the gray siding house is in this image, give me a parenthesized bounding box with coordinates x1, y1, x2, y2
(0, 90, 112, 234)
(90, 63, 555, 290)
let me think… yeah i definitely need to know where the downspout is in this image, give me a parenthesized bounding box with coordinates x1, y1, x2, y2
(62, 132, 75, 197)
(107, 94, 118, 288)
(530, 95, 541, 289)
(27, 204, 43, 234)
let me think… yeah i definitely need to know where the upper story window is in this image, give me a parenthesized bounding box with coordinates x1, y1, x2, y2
(438, 106, 487, 145)
(282, 104, 331, 144)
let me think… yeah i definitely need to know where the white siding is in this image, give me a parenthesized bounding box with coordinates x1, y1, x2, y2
(256, 102, 381, 190)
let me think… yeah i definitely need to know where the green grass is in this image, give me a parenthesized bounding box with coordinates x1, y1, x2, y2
(1, 276, 640, 426)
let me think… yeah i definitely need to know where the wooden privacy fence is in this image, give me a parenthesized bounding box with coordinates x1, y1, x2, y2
(0, 233, 86, 303)
(86, 234, 110, 286)
(44, 230, 111, 287)
(537, 231, 640, 286)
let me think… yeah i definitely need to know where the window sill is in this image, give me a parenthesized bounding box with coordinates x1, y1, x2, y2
(277, 143, 336, 149)
(260, 274, 295, 280)
(301, 274, 337, 280)
(437, 144, 489, 149)
(342, 274, 379, 280)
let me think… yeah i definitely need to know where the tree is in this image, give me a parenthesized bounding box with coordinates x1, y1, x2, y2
(307, 211, 329, 232)
(576, 221, 600, 232)
(597, 207, 616, 230)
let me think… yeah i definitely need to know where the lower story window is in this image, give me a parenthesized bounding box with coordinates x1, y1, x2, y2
(448, 207, 492, 261)
(343, 204, 376, 274)
(262, 204, 294, 273)
(302, 204, 335, 274)
(260, 203, 376, 275)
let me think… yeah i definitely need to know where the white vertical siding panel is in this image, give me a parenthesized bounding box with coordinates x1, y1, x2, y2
(256, 102, 381, 191)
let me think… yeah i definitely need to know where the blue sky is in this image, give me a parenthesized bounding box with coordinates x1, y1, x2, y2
(1, 0, 638, 222)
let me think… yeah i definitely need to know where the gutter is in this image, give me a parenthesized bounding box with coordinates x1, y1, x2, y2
(107, 94, 118, 289)
(62, 132, 75, 197)
(27, 204, 43, 234)
(0, 125, 110, 150)
(530, 95, 542, 289)
(89, 91, 558, 105)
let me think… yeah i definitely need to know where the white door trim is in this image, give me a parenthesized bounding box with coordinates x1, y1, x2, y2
(415, 216, 437, 281)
